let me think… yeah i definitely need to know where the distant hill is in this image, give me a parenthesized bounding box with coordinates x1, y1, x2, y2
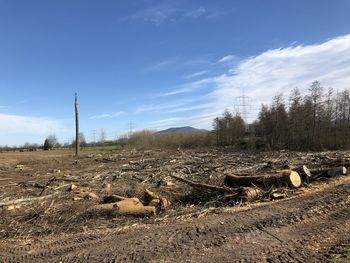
(157, 126, 206, 133)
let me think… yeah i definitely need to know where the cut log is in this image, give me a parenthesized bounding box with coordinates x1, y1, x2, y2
(148, 199, 161, 207)
(224, 170, 301, 189)
(92, 198, 155, 216)
(238, 187, 262, 201)
(310, 166, 347, 178)
(115, 198, 155, 216)
(294, 165, 311, 181)
(328, 166, 347, 176)
(144, 189, 170, 211)
(270, 192, 287, 200)
(144, 189, 159, 200)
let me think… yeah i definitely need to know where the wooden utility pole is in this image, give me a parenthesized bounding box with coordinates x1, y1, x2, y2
(75, 93, 80, 156)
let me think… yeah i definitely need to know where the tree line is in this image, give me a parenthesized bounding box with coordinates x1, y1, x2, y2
(213, 81, 350, 150)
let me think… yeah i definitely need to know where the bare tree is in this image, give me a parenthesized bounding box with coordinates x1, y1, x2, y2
(213, 110, 245, 146)
(252, 81, 350, 150)
(309, 81, 324, 146)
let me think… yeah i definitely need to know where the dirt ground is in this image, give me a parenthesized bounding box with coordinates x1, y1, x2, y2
(0, 148, 350, 262)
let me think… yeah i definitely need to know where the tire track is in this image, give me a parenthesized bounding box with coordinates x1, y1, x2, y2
(1, 178, 350, 262)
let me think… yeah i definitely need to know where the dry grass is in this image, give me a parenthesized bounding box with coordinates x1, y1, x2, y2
(127, 130, 213, 149)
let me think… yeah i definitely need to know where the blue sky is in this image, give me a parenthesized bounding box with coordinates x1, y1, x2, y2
(1, 0, 350, 145)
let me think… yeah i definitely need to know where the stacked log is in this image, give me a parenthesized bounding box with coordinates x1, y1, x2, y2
(224, 170, 302, 189)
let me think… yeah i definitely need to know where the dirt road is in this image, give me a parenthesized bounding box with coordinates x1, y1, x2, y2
(1, 176, 349, 262)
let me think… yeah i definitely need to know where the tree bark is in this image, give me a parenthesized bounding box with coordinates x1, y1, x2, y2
(310, 166, 347, 178)
(224, 170, 301, 189)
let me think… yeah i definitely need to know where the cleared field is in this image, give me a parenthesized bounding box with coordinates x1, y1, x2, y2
(0, 148, 350, 262)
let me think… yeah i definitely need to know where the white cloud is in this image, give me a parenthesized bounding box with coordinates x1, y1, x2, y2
(145, 34, 350, 129)
(212, 34, 350, 120)
(148, 56, 212, 72)
(163, 102, 214, 114)
(159, 77, 216, 97)
(184, 70, 209, 79)
(149, 57, 179, 71)
(124, 4, 215, 26)
(123, 4, 177, 26)
(90, 111, 124, 120)
(136, 102, 185, 113)
(184, 7, 206, 18)
(0, 113, 65, 134)
(218, 55, 236, 63)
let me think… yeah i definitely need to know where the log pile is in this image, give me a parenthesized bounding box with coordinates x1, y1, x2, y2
(85, 151, 349, 215)
(90, 162, 348, 216)
(170, 162, 348, 205)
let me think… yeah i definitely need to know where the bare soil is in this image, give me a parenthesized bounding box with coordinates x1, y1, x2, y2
(0, 148, 350, 262)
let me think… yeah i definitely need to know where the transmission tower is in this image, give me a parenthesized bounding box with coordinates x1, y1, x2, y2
(128, 121, 135, 138)
(92, 130, 96, 143)
(234, 89, 253, 123)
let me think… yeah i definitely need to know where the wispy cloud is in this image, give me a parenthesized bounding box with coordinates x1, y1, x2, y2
(163, 102, 214, 114)
(90, 111, 124, 120)
(136, 102, 185, 113)
(147, 56, 213, 72)
(184, 70, 209, 79)
(0, 113, 66, 134)
(217, 54, 236, 63)
(123, 4, 178, 26)
(148, 57, 179, 71)
(183, 7, 206, 19)
(124, 3, 215, 26)
(159, 77, 216, 97)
